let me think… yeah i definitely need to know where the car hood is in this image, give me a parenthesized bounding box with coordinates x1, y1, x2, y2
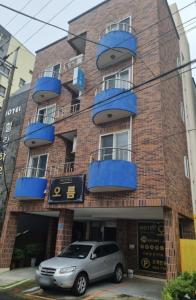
(40, 257, 85, 269)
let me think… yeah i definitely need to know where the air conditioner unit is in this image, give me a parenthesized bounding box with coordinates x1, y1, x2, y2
(66, 54, 84, 70)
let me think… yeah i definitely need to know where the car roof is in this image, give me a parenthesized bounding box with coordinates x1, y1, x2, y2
(71, 241, 117, 246)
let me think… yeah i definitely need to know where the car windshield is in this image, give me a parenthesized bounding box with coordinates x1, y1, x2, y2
(58, 244, 92, 259)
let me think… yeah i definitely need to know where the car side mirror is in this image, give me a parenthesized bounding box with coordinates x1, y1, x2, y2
(91, 253, 97, 260)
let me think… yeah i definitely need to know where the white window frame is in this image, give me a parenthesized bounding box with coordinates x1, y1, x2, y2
(184, 155, 190, 179)
(0, 84, 6, 97)
(27, 153, 49, 178)
(99, 129, 131, 161)
(103, 67, 132, 91)
(43, 63, 61, 79)
(106, 16, 132, 33)
(37, 104, 56, 125)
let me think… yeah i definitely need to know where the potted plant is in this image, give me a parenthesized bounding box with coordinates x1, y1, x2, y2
(12, 248, 25, 269)
(26, 243, 43, 267)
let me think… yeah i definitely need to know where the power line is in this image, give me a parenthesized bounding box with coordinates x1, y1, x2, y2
(2, 59, 196, 148)
(5, 0, 34, 27)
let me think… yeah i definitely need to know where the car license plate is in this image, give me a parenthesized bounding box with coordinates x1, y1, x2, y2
(40, 277, 51, 286)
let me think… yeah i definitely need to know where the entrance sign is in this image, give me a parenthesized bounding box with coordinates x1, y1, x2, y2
(138, 222, 166, 273)
(49, 175, 85, 203)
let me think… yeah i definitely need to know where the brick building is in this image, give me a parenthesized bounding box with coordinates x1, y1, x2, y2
(0, 0, 195, 279)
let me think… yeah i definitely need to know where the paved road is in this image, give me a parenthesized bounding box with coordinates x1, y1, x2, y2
(0, 292, 21, 299)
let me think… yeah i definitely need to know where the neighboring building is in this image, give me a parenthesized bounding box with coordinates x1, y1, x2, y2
(0, 25, 35, 108)
(0, 0, 195, 279)
(0, 83, 30, 231)
(170, 3, 196, 233)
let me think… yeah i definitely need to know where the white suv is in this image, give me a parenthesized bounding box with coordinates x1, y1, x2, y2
(36, 241, 125, 296)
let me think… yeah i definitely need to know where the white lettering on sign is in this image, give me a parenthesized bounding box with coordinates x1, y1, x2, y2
(5, 122, 12, 133)
(6, 106, 21, 116)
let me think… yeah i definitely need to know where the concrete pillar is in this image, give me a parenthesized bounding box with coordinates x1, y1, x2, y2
(164, 208, 180, 280)
(0, 212, 18, 270)
(55, 209, 74, 256)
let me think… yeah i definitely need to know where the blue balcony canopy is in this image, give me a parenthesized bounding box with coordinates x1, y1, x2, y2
(24, 122, 55, 148)
(93, 87, 137, 124)
(33, 77, 61, 103)
(14, 177, 47, 200)
(96, 31, 137, 70)
(88, 159, 137, 192)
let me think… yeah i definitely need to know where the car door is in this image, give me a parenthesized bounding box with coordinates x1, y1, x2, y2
(87, 246, 107, 281)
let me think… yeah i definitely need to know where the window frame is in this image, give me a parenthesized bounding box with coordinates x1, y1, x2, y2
(37, 104, 56, 125)
(27, 153, 48, 178)
(103, 67, 132, 91)
(99, 129, 131, 161)
(43, 63, 61, 79)
(184, 155, 190, 179)
(0, 84, 6, 97)
(106, 16, 132, 33)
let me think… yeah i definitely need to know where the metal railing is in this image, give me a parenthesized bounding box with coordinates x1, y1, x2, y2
(27, 102, 80, 126)
(106, 22, 132, 33)
(95, 78, 133, 95)
(90, 147, 131, 162)
(19, 162, 75, 179)
(66, 54, 85, 70)
(38, 70, 60, 80)
(18, 167, 46, 178)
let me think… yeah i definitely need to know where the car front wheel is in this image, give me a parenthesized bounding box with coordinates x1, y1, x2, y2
(113, 264, 123, 283)
(72, 273, 88, 296)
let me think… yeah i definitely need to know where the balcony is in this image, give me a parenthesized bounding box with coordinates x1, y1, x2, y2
(24, 116, 55, 148)
(14, 168, 47, 200)
(92, 79, 137, 124)
(32, 75, 61, 103)
(88, 148, 137, 192)
(96, 22, 137, 70)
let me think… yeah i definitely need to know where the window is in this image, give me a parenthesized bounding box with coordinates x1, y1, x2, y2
(27, 154, 48, 178)
(100, 131, 130, 161)
(44, 64, 60, 79)
(19, 78, 26, 88)
(37, 105, 56, 125)
(184, 155, 190, 179)
(106, 17, 131, 33)
(104, 69, 132, 90)
(0, 85, 6, 97)
(180, 102, 185, 123)
(0, 64, 10, 77)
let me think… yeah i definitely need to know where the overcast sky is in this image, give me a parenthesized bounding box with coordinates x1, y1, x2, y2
(0, 0, 195, 78)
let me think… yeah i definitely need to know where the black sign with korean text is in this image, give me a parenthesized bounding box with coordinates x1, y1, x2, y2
(49, 175, 85, 203)
(138, 222, 166, 274)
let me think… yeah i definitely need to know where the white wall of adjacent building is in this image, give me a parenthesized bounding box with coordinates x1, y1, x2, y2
(170, 3, 196, 230)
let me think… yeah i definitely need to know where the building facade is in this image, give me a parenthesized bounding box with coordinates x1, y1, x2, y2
(170, 3, 196, 233)
(0, 84, 30, 231)
(0, 25, 35, 108)
(0, 0, 195, 279)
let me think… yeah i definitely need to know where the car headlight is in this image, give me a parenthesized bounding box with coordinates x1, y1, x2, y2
(59, 266, 76, 274)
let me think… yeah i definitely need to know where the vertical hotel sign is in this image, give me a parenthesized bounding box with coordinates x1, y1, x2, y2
(138, 222, 166, 273)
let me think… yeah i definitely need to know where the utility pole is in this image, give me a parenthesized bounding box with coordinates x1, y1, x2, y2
(0, 47, 20, 141)
(0, 47, 19, 234)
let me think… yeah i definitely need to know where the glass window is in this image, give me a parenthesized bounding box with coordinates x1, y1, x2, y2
(43, 64, 60, 79)
(104, 69, 131, 90)
(0, 64, 10, 77)
(100, 131, 129, 161)
(59, 244, 92, 259)
(37, 105, 56, 124)
(28, 154, 48, 178)
(0, 85, 6, 96)
(19, 78, 26, 88)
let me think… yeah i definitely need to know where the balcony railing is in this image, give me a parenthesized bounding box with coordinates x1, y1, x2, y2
(19, 162, 75, 180)
(18, 167, 46, 178)
(27, 102, 80, 126)
(105, 21, 133, 34)
(66, 54, 85, 70)
(95, 78, 133, 95)
(90, 147, 131, 162)
(38, 70, 61, 80)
